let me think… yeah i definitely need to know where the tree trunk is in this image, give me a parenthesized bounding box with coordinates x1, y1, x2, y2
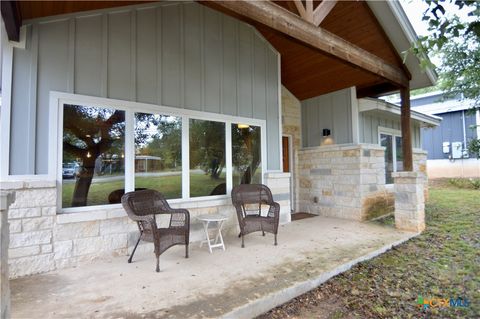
(71, 157, 96, 207)
(241, 145, 261, 184)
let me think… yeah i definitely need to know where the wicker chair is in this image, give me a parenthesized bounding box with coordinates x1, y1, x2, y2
(121, 189, 190, 272)
(231, 184, 280, 248)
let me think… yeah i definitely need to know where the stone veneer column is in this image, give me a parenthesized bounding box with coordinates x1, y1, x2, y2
(1, 191, 15, 319)
(1, 181, 57, 278)
(264, 172, 292, 224)
(413, 149, 428, 200)
(392, 172, 425, 232)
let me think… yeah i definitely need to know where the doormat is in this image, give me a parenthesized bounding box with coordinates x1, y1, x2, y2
(291, 212, 318, 221)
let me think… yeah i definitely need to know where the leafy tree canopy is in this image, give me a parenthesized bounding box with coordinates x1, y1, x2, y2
(406, 0, 480, 157)
(409, 0, 480, 105)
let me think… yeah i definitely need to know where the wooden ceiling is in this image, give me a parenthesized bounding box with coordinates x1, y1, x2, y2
(13, 0, 408, 100)
(18, 1, 154, 20)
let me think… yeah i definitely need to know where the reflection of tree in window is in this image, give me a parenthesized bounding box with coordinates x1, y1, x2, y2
(136, 114, 182, 171)
(189, 119, 226, 196)
(232, 125, 261, 185)
(63, 105, 126, 207)
(134, 114, 182, 199)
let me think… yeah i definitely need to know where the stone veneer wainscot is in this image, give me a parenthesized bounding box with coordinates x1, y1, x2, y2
(297, 144, 387, 221)
(1, 173, 291, 278)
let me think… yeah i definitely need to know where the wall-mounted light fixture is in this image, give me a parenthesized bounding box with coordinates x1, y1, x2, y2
(237, 124, 250, 129)
(322, 129, 331, 137)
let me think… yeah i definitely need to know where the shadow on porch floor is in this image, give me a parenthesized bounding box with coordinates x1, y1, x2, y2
(290, 212, 318, 221)
(11, 217, 416, 319)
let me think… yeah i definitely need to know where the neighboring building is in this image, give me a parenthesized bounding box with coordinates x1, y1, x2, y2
(1, 0, 438, 279)
(410, 92, 480, 178)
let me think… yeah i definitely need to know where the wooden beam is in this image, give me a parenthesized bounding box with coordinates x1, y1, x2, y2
(213, 0, 409, 87)
(356, 82, 399, 98)
(305, 0, 314, 22)
(1, 0, 21, 42)
(293, 0, 307, 20)
(313, 0, 337, 26)
(400, 86, 413, 171)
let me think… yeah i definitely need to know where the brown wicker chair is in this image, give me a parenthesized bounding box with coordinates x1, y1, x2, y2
(231, 184, 280, 248)
(121, 189, 190, 272)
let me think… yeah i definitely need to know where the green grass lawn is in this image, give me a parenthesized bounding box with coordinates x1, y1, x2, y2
(259, 181, 479, 318)
(62, 172, 226, 207)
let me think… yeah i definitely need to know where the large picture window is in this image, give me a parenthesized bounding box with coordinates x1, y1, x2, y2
(59, 98, 265, 210)
(62, 104, 125, 208)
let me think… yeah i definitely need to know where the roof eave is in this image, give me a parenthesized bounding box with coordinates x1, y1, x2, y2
(359, 98, 442, 127)
(367, 0, 438, 90)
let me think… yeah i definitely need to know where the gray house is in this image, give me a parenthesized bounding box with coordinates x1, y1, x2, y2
(1, 0, 438, 281)
(410, 92, 479, 178)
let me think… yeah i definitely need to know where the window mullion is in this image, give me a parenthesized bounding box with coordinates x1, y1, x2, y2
(182, 117, 190, 199)
(125, 110, 135, 192)
(392, 134, 397, 173)
(226, 121, 233, 195)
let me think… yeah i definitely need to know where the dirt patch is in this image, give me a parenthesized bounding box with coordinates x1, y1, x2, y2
(363, 193, 394, 221)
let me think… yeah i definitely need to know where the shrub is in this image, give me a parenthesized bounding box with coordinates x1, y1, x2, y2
(448, 178, 480, 190)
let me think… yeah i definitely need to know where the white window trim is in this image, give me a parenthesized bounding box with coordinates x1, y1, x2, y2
(50, 91, 267, 213)
(378, 126, 402, 184)
(0, 26, 14, 180)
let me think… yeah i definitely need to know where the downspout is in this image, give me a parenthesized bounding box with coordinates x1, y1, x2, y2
(462, 110, 467, 151)
(476, 109, 480, 139)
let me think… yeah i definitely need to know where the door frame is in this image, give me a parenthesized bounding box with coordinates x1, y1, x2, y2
(282, 134, 294, 212)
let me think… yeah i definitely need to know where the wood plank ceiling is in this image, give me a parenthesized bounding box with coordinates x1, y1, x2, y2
(15, 0, 408, 101)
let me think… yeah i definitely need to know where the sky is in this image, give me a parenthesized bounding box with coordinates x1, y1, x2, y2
(400, 0, 431, 36)
(401, 0, 474, 37)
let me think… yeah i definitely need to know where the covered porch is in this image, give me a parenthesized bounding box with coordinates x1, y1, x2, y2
(11, 216, 415, 318)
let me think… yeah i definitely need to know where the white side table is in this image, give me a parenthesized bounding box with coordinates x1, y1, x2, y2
(196, 214, 228, 253)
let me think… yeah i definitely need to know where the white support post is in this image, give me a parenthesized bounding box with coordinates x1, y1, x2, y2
(350, 87, 360, 144)
(0, 26, 14, 179)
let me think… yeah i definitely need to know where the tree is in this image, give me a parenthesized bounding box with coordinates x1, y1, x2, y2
(137, 116, 182, 170)
(189, 120, 226, 179)
(63, 107, 157, 206)
(232, 125, 261, 184)
(410, 0, 480, 157)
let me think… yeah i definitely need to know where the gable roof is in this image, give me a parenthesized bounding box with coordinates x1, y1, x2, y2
(408, 92, 476, 115)
(367, 1, 437, 91)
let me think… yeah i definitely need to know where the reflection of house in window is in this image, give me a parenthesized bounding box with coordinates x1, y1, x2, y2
(135, 155, 162, 173)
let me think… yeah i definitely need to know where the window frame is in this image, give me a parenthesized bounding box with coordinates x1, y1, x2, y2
(52, 92, 266, 213)
(378, 126, 402, 185)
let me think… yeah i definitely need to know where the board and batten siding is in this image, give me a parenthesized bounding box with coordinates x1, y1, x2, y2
(359, 112, 422, 148)
(301, 88, 354, 147)
(421, 110, 477, 159)
(300, 87, 422, 149)
(8, 1, 280, 175)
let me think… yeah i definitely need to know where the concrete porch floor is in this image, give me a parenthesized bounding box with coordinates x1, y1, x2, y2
(11, 217, 416, 319)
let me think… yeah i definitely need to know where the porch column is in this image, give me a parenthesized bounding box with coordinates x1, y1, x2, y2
(0, 191, 15, 319)
(392, 172, 425, 232)
(400, 86, 413, 171)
